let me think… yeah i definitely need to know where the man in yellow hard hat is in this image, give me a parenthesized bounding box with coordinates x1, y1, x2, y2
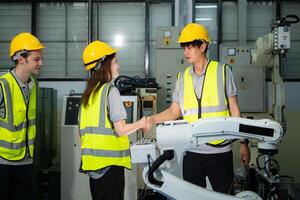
(0, 32, 44, 200)
(143, 23, 250, 194)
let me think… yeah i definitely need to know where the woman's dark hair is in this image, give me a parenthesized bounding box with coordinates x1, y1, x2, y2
(180, 39, 208, 54)
(81, 53, 116, 108)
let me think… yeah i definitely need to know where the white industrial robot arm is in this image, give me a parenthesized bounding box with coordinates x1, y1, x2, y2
(157, 117, 282, 166)
(131, 117, 283, 200)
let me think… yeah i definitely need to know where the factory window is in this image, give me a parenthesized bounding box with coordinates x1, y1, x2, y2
(36, 2, 88, 78)
(222, 1, 238, 42)
(282, 1, 300, 80)
(0, 3, 31, 70)
(195, 2, 219, 60)
(195, 3, 218, 43)
(247, 1, 275, 42)
(93, 2, 145, 77)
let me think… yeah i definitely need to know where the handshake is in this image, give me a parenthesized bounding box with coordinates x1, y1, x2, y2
(138, 116, 153, 133)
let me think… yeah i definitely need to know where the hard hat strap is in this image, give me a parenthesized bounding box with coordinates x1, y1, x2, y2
(84, 56, 106, 67)
(12, 50, 28, 61)
(94, 60, 102, 71)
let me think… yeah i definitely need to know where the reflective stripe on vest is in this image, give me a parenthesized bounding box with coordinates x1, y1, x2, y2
(0, 73, 36, 161)
(79, 83, 131, 171)
(178, 61, 230, 146)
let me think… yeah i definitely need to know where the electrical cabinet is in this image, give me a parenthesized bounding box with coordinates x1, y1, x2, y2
(61, 95, 91, 200)
(137, 88, 157, 138)
(219, 43, 266, 112)
(155, 26, 187, 112)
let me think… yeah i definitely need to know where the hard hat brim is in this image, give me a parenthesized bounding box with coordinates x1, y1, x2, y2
(85, 62, 97, 71)
(84, 50, 117, 71)
(177, 38, 210, 43)
(10, 46, 45, 57)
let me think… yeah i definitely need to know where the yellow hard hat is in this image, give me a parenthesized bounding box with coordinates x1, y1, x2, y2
(82, 40, 117, 71)
(177, 23, 210, 43)
(10, 32, 44, 57)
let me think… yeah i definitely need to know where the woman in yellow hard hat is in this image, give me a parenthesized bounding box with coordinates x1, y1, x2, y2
(143, 23, 250, 194)
(0, 32, 44, 200)
(79, 40, 145, 200)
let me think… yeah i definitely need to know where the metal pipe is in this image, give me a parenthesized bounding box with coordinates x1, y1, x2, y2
(192, 0, 196, 23)
(145, 0, 150, 77)
(97, 0, 100, 39)
(65, 3, 68, 77)
(88, 0, 92, 43)
(31, 2, 37, 35)
(171, 0, 175, 26)
(88, 0, 93, 78)
(217, 0, 222, 60)
(238, 0, 247, 43)
(276, 0, 281, 20)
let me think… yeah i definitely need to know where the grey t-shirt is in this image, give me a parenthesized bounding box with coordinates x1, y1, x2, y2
(0, 69, 34, 165)
(88, 86, 127, 179)
(107, 87, 127, 123)
(172, 61, 238, 154)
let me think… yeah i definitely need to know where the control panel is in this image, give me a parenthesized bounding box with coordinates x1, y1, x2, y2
(156, 26, 187, 112)
(64, 97, 81, 126)
(220, 43, 266, 112)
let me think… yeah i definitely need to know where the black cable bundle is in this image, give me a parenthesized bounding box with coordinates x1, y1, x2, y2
(114, 75, 159, 95)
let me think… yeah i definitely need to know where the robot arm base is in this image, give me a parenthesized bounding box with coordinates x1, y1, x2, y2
(142, 168, 262, 200)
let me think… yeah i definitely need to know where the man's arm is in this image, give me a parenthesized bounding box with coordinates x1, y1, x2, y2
(228, 95, 241, 117)
(148, 74, 182, 124)
(228, 95, 251, 166)
(149, 102, 181, 123)
(142, 102, 181, 132)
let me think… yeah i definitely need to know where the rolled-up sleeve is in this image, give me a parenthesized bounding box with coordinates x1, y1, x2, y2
(107, 87, 127, 123)
(225, 65, 238, 98)
(172, 79, 180, 104)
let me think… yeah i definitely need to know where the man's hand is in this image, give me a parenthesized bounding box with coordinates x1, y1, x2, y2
(240, 143, 251, 166)
(142, 116, 153, 133)
(139, 117, 146, 128)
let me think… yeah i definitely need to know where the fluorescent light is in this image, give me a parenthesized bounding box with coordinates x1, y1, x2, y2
(114, 34, 123, 47)
(196, 5, 217, 9)
(73, 3, 86, 9)
(195, 18, 212, 21)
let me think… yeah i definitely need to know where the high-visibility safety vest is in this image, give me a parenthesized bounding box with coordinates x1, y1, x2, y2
(79, 83, 131, 172)
(178, 60, 230, 146)
(0, 72, 36, 161)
